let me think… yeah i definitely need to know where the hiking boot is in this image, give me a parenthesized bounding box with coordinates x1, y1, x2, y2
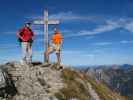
(44, 61, 49, 65)
(41, 61, 50, 67)
(52, 63, 63, 70)
(27, 58, 32, 65)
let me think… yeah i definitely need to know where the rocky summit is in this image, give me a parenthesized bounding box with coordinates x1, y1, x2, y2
(0, 62, 127, 100)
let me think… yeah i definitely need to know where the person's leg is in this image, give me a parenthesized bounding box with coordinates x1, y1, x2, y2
(45, 44, 55, 64)
(55, 44, 61, 65)
(25, 42, 29, 63)
(56, 51, 61, 65)
(27, 43, 32, 63)
(45, 46, 52, 63)
(21, 42, 27, 62)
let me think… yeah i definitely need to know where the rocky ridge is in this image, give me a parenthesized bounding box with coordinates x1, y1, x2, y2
(0, 62, 127, 100)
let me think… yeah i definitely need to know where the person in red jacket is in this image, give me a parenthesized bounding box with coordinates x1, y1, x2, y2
(17, 22, 34, 64)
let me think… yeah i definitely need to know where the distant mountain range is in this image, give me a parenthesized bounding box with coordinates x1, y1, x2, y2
(84, 64, 133, 100)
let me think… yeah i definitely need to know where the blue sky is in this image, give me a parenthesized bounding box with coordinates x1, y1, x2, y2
(0, 0, 133, 66)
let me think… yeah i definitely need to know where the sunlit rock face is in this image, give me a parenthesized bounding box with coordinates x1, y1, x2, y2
(2, 62, 64, 100)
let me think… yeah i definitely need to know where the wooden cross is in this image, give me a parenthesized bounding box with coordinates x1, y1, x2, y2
(33, 9, 60, 62)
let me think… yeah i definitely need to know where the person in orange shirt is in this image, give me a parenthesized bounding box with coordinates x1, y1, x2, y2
(45, 28, 63, 66)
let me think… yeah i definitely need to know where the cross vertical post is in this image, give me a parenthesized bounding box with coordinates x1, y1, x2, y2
(44, 9, 49, 62)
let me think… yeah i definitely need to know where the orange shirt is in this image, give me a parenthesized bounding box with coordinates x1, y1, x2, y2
(51, 32, 62, 44)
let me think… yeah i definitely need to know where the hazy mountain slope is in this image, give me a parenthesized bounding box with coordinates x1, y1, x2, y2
(85, 65, 133, 100)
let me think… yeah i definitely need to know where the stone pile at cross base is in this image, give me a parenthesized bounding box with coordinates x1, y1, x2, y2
(4, 62, 64, 100)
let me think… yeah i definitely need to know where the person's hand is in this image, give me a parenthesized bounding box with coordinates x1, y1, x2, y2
(19, 36, 23, 40)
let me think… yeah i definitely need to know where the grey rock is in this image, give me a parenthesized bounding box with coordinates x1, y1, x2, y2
(2, 62, 64, 100)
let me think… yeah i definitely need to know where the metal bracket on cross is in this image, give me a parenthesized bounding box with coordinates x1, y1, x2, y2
(33, 9, 60, 62)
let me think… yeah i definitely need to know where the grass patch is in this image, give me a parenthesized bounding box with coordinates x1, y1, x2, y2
(55, 68, 90, 100)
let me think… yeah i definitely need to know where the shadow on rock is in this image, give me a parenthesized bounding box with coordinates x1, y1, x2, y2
(0, 68, 17, 99)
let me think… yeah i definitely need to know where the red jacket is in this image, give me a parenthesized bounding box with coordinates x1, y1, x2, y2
(17, 27, 34, 42)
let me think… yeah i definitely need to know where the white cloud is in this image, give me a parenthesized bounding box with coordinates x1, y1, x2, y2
(62, 50, 97, 58)
(0, 44, 19, 50)
(49, 11, 98, 21)
(49, 12, 73, 20)
(66, 18, 133, 38)
(2, 31, 16, 35)
(27, 11, 103, 23)
(125, 22, 133, 33)
(84, 54, 96, 58)
(84, 36, 95, 39)
(92, 42, 112, 46)
(62, 50, 83, 54)
(120, 40, 133, 44)
(66, 20, 120, 37)
(37, 49, 96, 57)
